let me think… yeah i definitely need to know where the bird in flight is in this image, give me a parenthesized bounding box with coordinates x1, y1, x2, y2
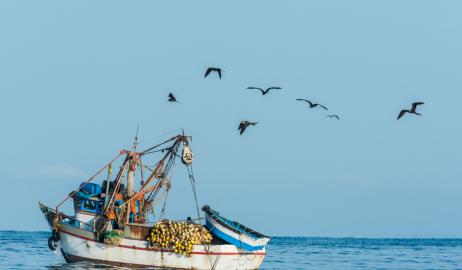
(238, 121, 257, 135)
(168, 93, 181, 103)
(325, 114, 340, 120)
(247, 86, 282, 96)
(296, 99, 328, 110)
(397, 102, 424, 120)
(204, 67, 222, 79)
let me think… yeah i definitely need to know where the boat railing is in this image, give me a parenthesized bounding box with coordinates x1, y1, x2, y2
(40, 202, 95, 232)
(61, 216, 94, 232)
(53, 210, 94, 232)
(140, 217, 205, 225)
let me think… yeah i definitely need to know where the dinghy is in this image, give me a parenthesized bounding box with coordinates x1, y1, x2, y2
(203, 206, 270, 251)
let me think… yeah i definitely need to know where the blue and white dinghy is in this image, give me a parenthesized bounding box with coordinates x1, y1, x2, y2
(202, 205, 270, 251)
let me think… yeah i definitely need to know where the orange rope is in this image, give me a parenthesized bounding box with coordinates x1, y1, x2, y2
(117, 178, 164, 209)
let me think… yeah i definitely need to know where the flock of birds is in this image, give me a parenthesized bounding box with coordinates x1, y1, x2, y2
(167, 67, 425, 135)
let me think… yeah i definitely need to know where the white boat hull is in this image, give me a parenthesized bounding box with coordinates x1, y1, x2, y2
(58, 225, 266, 269)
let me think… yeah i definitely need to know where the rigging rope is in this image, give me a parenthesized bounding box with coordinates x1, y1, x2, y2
(159, 185, 170, 220)
(145, 139, 180, 203)
(140, 136, 177, 155)
(142, 146, 173, 155)
(159, 160, 175, 220)
(187, 165, 201, 220)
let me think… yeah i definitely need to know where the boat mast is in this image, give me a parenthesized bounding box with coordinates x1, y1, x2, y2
(103, 163, 112, 208)
(103, 134, 193, 225)
(103, 154, 130, 214)
(127, 125, 139, 198)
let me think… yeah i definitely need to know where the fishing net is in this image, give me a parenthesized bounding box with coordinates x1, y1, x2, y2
(147, 221, 212, 256)
(103, 229, 124, 245)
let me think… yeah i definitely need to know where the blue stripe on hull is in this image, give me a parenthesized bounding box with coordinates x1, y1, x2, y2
(206, 220, 265, 251)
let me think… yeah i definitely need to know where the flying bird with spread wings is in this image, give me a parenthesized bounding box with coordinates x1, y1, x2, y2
(296, 99, 328, 110)
(168, 93, 181, 103)
(204, 67, 222, 79)
(325, 114, 340, 120)
(238, 121, 257, 135)
(247, 86, 282, 96)
(397, 102, 424, 120)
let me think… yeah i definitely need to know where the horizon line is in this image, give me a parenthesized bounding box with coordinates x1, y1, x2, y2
(1, 230, 461, 240)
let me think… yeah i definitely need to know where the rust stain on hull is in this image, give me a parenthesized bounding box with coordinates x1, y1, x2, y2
(124, 224, 151, 240)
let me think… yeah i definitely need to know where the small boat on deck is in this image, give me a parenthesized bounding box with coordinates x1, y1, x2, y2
(203, 206, 270, 251)
(38, 133, 270, 269)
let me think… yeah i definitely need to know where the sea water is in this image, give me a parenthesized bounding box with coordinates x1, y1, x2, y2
(1, 231, 462, 269)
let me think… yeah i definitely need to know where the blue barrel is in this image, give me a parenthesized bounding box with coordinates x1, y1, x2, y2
(79, 183, 102, 196)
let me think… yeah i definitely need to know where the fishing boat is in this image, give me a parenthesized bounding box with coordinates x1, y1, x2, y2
(39, 133, 269, 269)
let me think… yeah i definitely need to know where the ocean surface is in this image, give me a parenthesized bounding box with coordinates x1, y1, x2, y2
(1, 231, 462, 269)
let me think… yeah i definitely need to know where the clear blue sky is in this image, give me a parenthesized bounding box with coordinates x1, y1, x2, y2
(1, 1, 461, 237)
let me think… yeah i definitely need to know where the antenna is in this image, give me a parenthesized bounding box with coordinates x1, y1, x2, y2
(132, 124, 140, 151)
(181, 128, 192, 143)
